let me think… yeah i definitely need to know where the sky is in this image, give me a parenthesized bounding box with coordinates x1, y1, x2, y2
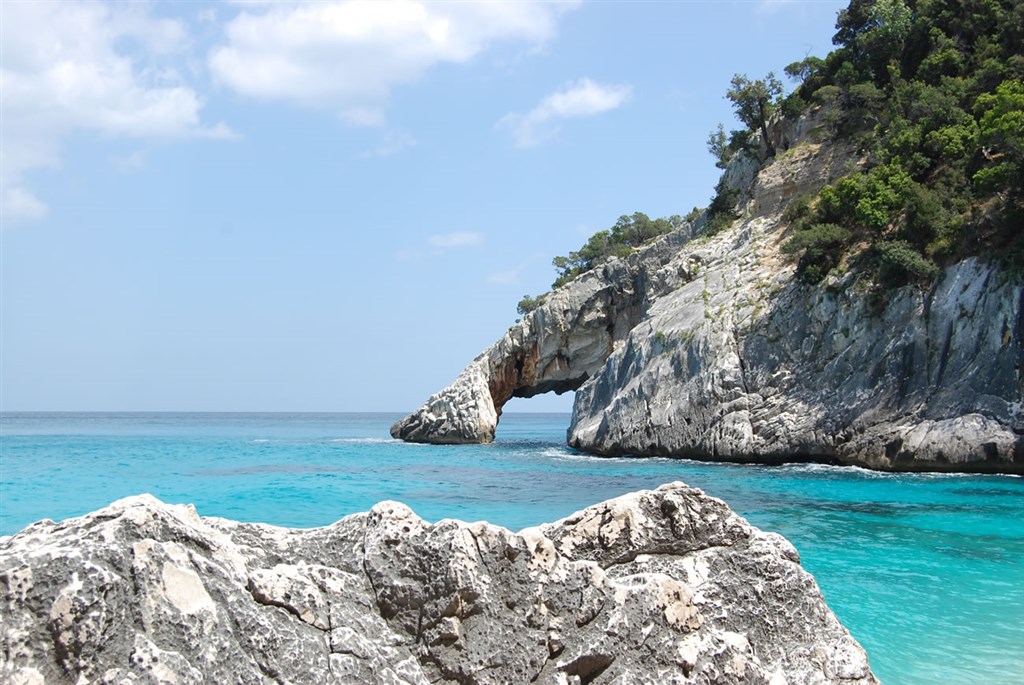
(1, 0, 847, 413)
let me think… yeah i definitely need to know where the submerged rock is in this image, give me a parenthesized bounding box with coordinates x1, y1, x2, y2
(394, 109, 1023, 473)
(1, 485, 876, 684)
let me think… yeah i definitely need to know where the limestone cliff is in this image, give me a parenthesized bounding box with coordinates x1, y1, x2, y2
(0, 485, 876, 684)
(394, 110, 1024, 473)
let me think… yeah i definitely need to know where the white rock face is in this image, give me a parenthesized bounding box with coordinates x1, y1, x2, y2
(394, 110, 1023, 473)
(0, 486, 876, 684)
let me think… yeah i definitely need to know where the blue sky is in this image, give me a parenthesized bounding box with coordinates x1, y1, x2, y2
(1, 0, 846, 412)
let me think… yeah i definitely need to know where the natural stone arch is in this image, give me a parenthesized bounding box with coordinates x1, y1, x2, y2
(390, 232, 696, 444)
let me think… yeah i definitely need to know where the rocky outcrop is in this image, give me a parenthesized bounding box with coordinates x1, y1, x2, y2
(391, 229, 698, 444)
(395, 109, 1024, 473)
(0, 485, 876, 684)
(569, 255, 1023, 472)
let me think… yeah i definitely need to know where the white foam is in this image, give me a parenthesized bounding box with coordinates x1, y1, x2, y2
(329, 437, 400, 445)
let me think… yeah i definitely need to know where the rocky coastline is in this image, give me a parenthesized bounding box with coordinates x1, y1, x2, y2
(392, 110, 1023, 474)
(0, 484, 875, 684)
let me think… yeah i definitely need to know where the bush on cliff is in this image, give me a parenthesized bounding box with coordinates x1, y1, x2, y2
(713, 0, 1023, 285)
(514, 212, 683, 315)
(516, 293, 547, 317)
(776, 0, 1024, 282)
(550, 212, 683, 289)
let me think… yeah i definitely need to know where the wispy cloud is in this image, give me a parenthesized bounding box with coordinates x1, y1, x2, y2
(396, 231, 485, 261)
(358, 130, 417, 159)
(486, 268, 523, 285)
(485, 252, 552, 286)
(1, 188, 49, 223)
(498, 78, 632, 147)
(110, 149, 149, 172)
(342, 107, 387, 128)
(429, 231, 484, 249)
(757, 0, 797, 13)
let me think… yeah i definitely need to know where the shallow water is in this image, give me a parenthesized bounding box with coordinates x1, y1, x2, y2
(1, 412, 1021, 684)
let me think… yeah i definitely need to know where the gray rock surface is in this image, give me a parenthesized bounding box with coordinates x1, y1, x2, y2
(390, 227, 696, 445)
(1, 485, 876, 684)
(394, 109, 1023, 473)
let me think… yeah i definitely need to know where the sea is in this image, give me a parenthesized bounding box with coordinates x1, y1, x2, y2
(1, 412, 1021, 685)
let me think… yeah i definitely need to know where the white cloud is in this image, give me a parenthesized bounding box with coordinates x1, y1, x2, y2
(395, 249, 423, 262)
(757, 0, 798, 13)
(485, 252, 550, 286)
(0, 1, 234, 224)
(209, 0, 580, 116)
(498, 78, 632, 147)
(428, 231, 484, 249)
(758, 0, 791, 9)
(1, 188, 49, 223)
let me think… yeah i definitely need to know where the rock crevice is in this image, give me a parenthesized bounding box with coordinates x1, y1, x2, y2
(2, 486, 876, 684)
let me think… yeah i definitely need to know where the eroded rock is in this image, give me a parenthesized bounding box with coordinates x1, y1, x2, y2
(394, 108, 1024, 472)
(390, 229, 696, 444)
(1, 486, 876, 684)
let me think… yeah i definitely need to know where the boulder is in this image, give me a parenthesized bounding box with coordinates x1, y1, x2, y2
(1, 484, 876, 684)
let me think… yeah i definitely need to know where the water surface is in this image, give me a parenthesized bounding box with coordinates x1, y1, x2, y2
(1, 412, 1021, 684)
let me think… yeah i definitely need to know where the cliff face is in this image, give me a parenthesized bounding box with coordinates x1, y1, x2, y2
(390, 229, 695, 444)
(0, 485, 875, 684)
(394, 110, 1024, 473)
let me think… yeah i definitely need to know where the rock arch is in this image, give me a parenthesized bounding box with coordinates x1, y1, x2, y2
(390, 232, 694, 444)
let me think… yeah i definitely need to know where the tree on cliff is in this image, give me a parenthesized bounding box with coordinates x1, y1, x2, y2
(778, 0, 1024, 283)
(550, 212, 681, 288)
(725, 73, 784, 158)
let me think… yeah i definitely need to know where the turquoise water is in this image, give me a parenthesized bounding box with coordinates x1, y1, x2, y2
(1, 412, 1021, 684)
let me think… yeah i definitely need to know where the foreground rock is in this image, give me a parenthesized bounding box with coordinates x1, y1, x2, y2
(394, 109, 1023, 473)
(1, 485, 875, 684)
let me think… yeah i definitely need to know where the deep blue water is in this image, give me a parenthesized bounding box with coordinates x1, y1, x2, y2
(1, 412, 1022, 684)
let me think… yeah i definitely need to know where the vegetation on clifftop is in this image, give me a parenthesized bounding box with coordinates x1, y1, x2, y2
(518, 0, 1023, 315)
(772, 0, 1024, 285)
(516, 212, 683, 316)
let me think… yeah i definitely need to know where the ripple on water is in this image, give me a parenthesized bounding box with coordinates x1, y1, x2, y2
(1, 412, 1021, 685)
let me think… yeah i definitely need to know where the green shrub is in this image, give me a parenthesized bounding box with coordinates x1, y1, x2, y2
(516, 293, 547, 316)
(782, 195, 812, 224)
(874, 240, 941, 286)
(781, 92, 809, 119)
(783, 223, 854, 282)
(549, 212, 680, 289)
(812, 85, 843, 107)
(705, 180, 739, 236)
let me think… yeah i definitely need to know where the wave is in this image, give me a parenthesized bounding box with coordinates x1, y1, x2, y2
(778, 462, 891, 477)
(540, 448, 648, 463)
(775, 461, 1018, 480)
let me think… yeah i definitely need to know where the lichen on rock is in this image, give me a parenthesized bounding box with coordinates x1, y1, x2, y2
(1, 485, 876, 684)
